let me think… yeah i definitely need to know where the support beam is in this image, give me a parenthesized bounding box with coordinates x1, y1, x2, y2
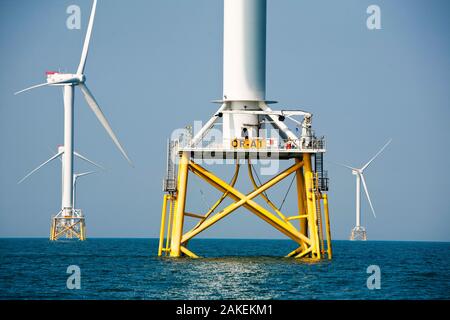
(286, 215, 308, 221)
(247, 163, 293, 226)
(170, 152, 189, 257)
(180, 246, 199, 258)
(50, 218, 56, 241)
(295, 247, 312, 259)
(80, 220, 86, 241)
(323, 193, 333, 259)
(295, 158, 308, 237)
(286, 246, 305, 258)
(192, 164, 240, 231)
(259, 102, 300, 147)
(303, 154, 321, 259)
(165, 197, 174, 253)
(184, 161, 311, 246)
(158, 194, 168, 256)
(185, 212, 206, 219)
(191, 103, 227, 147)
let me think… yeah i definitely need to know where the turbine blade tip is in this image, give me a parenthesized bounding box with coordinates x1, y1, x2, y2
(127, 159, 135, 168)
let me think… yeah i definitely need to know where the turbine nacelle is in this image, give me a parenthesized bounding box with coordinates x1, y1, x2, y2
(46, 72, 85, 86)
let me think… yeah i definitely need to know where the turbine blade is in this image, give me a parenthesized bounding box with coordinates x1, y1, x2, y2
(329, 161, 357, 171)
(79, 83, 133, 166)
(15, 83, 50, 95)
(361, 139, 392, 171)
(18, 150, 64, 184)
(74, 151, 105, 170)
(77, 0, 98, 75)
(73, 171, 97, 185)
(16, 79, 70, 96)
(76, 171, 97, 178)
(360, 173, 376, 218)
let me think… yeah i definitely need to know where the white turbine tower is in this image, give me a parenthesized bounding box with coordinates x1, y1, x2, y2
(337, 139, 392, 241)
(15, 0, 132, 240)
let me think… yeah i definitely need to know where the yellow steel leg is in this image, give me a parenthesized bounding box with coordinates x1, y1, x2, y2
(323, 193, 333, 259)
(50, 218, 56, 241)
(303, 154, 321, 259)
(295, 158, 308, 238)
(158, 194, 168, 256)
(80, 219, 86, 241)
(170, 152, 189, 257)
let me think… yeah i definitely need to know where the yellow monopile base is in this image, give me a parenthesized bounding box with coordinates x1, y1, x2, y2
(158, 152, 332, 259)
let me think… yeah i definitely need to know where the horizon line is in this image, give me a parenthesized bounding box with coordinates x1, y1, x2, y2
(0, 237, 449, 243)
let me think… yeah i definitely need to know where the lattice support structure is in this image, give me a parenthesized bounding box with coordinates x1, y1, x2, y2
(158, 152, 332, 260)
(50, 209, 86, 241)
(350, 226, 367, 241)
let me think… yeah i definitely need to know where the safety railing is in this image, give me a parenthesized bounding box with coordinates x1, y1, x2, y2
(177, 136, 326, 152)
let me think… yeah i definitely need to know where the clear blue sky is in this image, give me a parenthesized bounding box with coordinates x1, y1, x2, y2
(1, 0, 449, 241)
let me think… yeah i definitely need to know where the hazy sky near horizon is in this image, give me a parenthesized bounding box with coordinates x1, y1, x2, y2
(1, 0, 449, 241)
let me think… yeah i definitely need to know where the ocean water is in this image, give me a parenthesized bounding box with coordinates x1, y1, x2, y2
(0, 238, 448, 300)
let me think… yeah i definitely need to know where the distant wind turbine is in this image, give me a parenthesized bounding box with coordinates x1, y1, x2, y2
(335, 139, 392, 240)
(15, 0, 132, 240)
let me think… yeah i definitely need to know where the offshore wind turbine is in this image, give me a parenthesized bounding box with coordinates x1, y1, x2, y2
(15, 0, 132, 240)
(158, 0, 334, 260)
(337, 139, 392, 240)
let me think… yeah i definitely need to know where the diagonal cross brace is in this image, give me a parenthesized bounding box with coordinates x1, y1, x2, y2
(54, 220, 82, 239)
(181, 161, 311, 246)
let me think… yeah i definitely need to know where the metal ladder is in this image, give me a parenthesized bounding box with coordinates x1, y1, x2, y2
(163, 140, 177, 193)
(313, 173, 325, 255)
(314, 152, 329, 191)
